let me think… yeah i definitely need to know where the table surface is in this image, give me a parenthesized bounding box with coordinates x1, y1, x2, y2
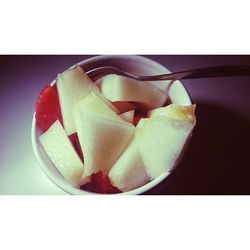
(0, 55, 249, 195)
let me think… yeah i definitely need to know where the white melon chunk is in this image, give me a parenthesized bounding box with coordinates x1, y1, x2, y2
(39, 120, 90, 188)
(99, 74, 168, 109)
(74, 92, 126, 123)
(119, 110, 134, 123)
(136, 106, 196, 180)
(90, 84, 119, 113)
(109, 138, 150, 192)
(73, 93, 135, 177)
(57, 66, 93, 135)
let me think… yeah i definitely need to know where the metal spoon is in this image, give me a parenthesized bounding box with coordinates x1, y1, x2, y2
(86, 64, 250, 81)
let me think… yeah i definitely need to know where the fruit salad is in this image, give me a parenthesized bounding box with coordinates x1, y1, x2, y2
(36, 65, 196, 194)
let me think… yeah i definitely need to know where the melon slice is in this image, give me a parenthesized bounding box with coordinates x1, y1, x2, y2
(119, 110, 134, 123)
(99, 74, 168, 109)
(74, 92, 126, 122)
(39, 120, 90, 188)
(136, 105, 196, 180)
(73, 92, 135, 177)
(109, 138, 150, 192)
(90, 84, 119, 113)
(57, 66, 93, 135)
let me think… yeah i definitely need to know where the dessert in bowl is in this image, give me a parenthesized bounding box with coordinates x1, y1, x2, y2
(31, 55, 196, 195)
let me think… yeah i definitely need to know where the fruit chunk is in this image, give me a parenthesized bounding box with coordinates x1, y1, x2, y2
(109, 138, 150, 192)
(39, 120, 90, 187)
(90, 84, 119, 113)
(119, 110, 134, 123)
(57, 66, 93, 135)
(35, 85, 62, 133)
(73, 92, 135, 177)
(99, 74, 168, 109)
(74, 92, 126, 123)
(136, 105, 196, 180)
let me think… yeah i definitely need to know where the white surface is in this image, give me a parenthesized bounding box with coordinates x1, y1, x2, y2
(0, 0, 249, 54)
(1, 196, 250, 250)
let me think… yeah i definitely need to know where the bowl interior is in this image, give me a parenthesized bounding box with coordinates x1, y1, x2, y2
(31, 55, 192, 195)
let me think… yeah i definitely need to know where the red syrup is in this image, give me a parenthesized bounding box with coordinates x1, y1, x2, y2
(133, 111, 146, 126)
(68, 133, 84, 162)
(35, 84, 63, 133)
(81, 172, 121, 194)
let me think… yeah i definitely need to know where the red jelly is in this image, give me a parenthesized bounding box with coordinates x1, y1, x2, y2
(68, 133, 84, 162)
(35, 85, 63, 133)
(82, 172, 121, 194)
(133, 112, 146, 126)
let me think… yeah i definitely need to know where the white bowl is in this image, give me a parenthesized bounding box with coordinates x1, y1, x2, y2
(31, 55, 192, 195)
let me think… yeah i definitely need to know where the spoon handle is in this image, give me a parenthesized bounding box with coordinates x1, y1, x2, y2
(86, 64, 250, 82)
(180, 65, 250, 80)
(141, 65, 250, 81)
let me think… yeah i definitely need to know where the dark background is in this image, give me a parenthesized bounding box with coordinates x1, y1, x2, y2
(0, 55, 249, 195)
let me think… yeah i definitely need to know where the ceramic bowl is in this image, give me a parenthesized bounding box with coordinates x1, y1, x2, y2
(31, 55, 192, 195)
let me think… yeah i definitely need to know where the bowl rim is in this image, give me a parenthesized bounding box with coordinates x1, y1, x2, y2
(31, 55, 192, 195)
